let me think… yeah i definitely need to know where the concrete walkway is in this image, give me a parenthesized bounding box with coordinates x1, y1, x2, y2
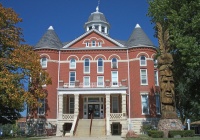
(40, 136, 125, 140)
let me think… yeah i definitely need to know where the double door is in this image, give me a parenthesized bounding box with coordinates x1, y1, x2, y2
(88, 104, 100, 119)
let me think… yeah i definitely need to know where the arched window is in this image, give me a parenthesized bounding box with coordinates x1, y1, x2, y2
(97, 58, 104, 73)
(40, 57, 47, 68)
(92, 40, 96, 47)
(84, 58, 90, 73)
(111, 58, 118, 69)
(70, 59, 76, 69)
(140, 55, 146, 66)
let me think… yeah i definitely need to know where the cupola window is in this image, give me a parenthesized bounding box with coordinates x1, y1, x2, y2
(95, 25, 99, 30)
(102, 26, 105, 33)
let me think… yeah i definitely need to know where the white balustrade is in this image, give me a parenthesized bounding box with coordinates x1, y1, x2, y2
(62, 114, 74, 120)
(110, 113, 123, 120)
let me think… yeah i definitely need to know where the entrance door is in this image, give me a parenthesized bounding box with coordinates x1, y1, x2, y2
(88, 104, 100, 119)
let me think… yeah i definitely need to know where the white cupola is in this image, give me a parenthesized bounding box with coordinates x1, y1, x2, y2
(84, 6, 110, 35)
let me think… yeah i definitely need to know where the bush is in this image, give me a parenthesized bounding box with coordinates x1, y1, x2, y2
(148, 130, 164, 138)
(168, 130, 195, 138)
(182, 130, 195, 137)
(141, 124, 156, 134)
(168, 130, 183, 138)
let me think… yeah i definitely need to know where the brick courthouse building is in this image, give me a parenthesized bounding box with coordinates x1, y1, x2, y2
(33, 7, 160, 137)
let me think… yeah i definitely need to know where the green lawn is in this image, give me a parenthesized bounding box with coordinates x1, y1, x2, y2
(126, 135, 200, 140)
(0, 137, 42, 140)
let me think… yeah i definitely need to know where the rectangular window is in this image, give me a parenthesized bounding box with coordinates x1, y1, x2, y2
(112, 96, 119, 113)
(112, 71, 118, 86)
(97, 76, 104, 87)
(156, 94, 161, 114)
(83, 76, 90, 87)
(38, 98, 45, 115)
(69, 72, 76, 87)
(141, 95, 149, 114)
(140, 69, 148, 85)
(154, 70, 159, 86)
(69, 97, 74, 114)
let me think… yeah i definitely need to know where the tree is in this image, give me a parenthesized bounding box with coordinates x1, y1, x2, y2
(0, 3, 51, 124)
(147, 0, 200, 123)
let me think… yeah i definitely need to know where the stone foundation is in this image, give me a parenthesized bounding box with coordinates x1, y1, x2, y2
(158, 119, 183, 138)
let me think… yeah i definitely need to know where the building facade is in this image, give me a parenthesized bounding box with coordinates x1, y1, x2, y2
(32, 7, 160, 137)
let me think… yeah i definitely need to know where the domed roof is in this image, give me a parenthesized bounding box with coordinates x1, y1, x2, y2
(84, 7, 110, 28)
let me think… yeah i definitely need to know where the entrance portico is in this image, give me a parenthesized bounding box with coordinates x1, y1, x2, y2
(56, 87, 128, 136)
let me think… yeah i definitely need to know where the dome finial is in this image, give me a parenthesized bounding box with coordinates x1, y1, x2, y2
(96, 0, 100, 12)
(96, 6, 99, 12)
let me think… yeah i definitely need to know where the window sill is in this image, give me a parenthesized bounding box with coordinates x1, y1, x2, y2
(142, 113, 150, 115)
(141, 84, 148, 86)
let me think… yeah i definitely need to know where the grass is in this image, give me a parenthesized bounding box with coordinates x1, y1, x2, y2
(126, 134, 200, 140)
(0, 137, 43, 140)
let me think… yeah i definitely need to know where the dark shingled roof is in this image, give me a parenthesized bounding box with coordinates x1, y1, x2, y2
(126, 24, 154, 47)
(88, 12, 107, 23)
(35, 26, 63, 49)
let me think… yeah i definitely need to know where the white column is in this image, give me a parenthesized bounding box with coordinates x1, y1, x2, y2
(121, 93, 128, 137)
(121, 93, 126, 117)
(105, 27, 108, 34)
(58, 94, 63, 120)
(74, 94, 79, 116)
(99, 25, 102, 32)
(106, 93, 111, 136)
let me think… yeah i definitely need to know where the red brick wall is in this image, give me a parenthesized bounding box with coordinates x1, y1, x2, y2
(35, 45, 159, 120)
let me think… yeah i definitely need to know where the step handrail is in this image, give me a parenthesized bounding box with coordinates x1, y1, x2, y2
(89, 113, 93, 136)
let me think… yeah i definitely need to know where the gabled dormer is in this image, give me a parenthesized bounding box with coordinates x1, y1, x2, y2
(84, 6, 110, 35)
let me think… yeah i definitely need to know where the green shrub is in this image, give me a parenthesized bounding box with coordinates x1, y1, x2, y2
(169, 130, 195, 138)
(168, 130, 183, 138)
(148, 130, 164, 138)
(182, 130, 195, 137)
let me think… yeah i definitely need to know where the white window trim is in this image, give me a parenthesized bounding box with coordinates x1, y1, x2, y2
(140, 56, 147, 66)
(69, 71, 76, 87)
(111, 71, 118, 87)
(111, 58, 118, 69)
(140, 69, 148, 85)
(97, 58, 104, 73)
(83, 76, 90, 87)
(140, 93, 149, 115)
(92, 40, 96, 47)
(97, 76, 104, 87)
(70, 59, 76, 69)
(40, 57, 47, 68)
(84, 59, 90, 73)
(154, 70, 159, 86)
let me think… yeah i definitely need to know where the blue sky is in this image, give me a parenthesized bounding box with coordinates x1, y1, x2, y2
(1, 0, 158, 47)
(1, 0, 158, 116)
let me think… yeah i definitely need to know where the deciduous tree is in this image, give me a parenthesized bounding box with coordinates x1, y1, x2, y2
(0, 3, 51, 124)
(147, 0, 200, 123)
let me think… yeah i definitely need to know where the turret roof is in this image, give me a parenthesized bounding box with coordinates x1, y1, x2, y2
(35, 26, 63, 50)
(126, 24, 154, 47)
